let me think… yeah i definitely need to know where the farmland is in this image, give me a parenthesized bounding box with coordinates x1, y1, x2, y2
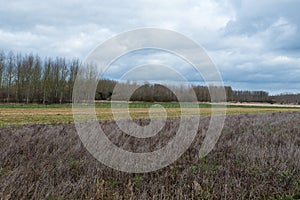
(0, 102, 299, 127)
(2, 0, 300, 199)
(0, 111, 299, 199)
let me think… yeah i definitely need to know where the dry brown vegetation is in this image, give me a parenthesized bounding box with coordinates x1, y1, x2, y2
(0, 112, 299, 199)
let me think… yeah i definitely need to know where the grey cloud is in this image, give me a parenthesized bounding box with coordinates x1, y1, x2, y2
(103, 49, 203, 83)
(223, 0, 300, 51)
(0, 0, 299, 94)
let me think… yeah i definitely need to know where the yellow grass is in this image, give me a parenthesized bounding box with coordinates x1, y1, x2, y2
(0, 106, 299, 127)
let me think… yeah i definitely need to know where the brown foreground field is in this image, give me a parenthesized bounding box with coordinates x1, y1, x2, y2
(0, 112, 299, 199)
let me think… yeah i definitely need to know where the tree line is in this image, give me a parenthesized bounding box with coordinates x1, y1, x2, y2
(0, 51, 298, 104)
(97, 81, 271, 103)
(271, 94, 300, 104)
(0, 51, 79, 103)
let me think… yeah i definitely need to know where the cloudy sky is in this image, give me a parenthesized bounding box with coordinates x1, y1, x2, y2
(0, 0, 299, 94)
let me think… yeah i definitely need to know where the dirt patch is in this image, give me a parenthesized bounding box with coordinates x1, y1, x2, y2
(0, 112, 299, 199)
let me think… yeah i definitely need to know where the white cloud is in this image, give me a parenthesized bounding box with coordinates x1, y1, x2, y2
(0, 0, 299, 94)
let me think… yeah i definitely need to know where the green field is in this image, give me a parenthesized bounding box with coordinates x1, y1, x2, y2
(0, 102, 299, 127)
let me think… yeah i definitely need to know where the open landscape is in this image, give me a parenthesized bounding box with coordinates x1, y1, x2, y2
(0, 102, 300, 127)
(0, 99, 299, 199)
(0, 111, 299, 199)
(1, 0, 300, 199)
(0, 51, 299, 199)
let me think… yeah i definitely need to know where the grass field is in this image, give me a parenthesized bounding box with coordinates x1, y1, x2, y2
(0, 102, 299, 127)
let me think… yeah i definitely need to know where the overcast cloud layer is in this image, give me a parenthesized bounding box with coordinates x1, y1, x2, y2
(0, 0, 299, 94)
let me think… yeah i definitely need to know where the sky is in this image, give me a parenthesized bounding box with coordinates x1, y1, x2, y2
(0, 0, 299, 94)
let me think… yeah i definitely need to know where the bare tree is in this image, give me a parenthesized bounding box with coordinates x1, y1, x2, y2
(31, 55, 42, 102)
(4, 52, 15, 102)
(42, 58, 52, 104)
(0, 52, 5, 101)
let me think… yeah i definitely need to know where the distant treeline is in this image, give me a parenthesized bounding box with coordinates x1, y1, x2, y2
(271, 93, 300, 104)
(0, 51, 299, 104)
(97, 81, 271, 103)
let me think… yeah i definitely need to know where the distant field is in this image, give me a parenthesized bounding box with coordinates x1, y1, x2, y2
(0, 102, 299, 127)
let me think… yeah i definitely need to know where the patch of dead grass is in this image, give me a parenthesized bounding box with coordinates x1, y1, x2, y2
(0, 107, 299, 127)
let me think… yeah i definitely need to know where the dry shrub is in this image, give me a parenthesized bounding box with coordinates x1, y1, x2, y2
(0, 112, 299, 199)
